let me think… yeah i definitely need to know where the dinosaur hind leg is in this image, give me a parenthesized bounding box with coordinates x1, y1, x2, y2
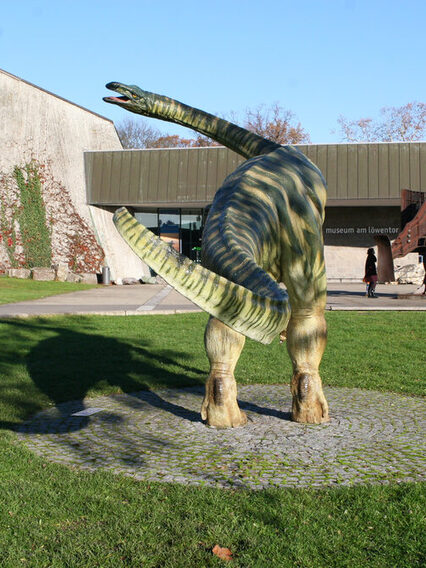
(286, 308, 329, 424)
(201, 317, 247, 428)
(282, 242, 329, 424)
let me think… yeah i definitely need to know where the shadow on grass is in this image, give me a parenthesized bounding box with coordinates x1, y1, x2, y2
(0, 318, 205, 432)
(0, 317, 294, 470)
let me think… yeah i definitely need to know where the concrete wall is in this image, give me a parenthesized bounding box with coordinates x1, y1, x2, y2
(325, 246, 418, 282)
(322, 205, 420, 280)
(89, 206, 151, 281)
(0, 69, 146, 280)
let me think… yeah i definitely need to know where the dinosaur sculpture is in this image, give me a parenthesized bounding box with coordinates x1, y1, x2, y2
(104, 83, 329, 427)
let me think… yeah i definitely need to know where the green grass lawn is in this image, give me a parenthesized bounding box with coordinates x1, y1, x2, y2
(0, 312, 424, 567)
(0, 276, 98, 304)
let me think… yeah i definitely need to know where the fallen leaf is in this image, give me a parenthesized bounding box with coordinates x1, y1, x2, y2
(212, 544, 233, 562)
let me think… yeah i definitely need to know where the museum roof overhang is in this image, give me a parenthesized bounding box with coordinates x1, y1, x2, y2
(85, 141, 426, 208)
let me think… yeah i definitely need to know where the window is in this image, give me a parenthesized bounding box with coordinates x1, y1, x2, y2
(133, 207, 207, 259)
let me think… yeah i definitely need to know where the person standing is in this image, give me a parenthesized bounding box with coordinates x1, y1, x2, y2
(364, 248, 378, 298)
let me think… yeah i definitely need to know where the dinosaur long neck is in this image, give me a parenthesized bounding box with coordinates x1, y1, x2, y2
(143, 95, 280, 159)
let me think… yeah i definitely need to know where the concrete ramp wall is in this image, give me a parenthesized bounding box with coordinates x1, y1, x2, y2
(0, 69, 146, 280)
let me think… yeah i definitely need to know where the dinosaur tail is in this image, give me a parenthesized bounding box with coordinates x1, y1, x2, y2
(114, 207, 290, 344)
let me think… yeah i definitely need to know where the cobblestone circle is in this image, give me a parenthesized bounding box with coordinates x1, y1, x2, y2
(17, 386, 425, 490)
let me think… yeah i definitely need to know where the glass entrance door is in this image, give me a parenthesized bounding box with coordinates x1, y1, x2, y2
(134, 207, 205, 261)
(159, 209, 181, 252)
(181, 210, 203, 261)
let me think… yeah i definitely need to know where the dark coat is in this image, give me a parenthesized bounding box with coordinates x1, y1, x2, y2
(365, 253, 377, 278)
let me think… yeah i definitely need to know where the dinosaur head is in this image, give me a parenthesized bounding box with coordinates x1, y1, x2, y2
(103, 82, 155, 117)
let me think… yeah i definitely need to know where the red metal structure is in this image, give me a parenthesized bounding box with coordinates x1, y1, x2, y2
(392, 190, 426, 258)
(392, 190, 426, 293)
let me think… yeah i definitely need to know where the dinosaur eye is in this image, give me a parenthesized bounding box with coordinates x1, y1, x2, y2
(131, 93, 138, 99)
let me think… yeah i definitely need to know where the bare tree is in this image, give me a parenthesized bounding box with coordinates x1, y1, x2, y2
(116, 118, 163, 149)
(190, 134, 220, 147)
(150, 135, 196, 148)
(337, 102, 426, 142)
(150, 134, 219, 148)
(116, 118, 218, 149)
(244, 103, 311, 144)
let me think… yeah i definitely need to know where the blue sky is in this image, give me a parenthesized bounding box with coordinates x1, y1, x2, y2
(2, 0, 425, 143)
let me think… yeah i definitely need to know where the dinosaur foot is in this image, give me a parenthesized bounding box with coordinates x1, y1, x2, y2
(201, 399, 247, 428)
(291, 372, 329, 424)
(201, 377, 247, 428)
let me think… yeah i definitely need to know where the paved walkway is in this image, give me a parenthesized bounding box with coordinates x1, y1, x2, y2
(17, 385, 425, 489)
(4, 281, 425, 489)
(0, 281, 425, 318)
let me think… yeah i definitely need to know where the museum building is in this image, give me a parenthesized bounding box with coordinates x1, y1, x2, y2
(1, 68, 424, 282)
(85, 142, 426, 281)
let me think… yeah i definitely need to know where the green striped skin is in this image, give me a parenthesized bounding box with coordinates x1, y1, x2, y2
(105, 82, 327, 341)
(105, 83, 329, 424)
(202, 146, 327, 311)
(113, 207, 290, 344)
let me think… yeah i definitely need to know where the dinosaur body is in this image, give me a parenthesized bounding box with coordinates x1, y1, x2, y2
(105, 83, 329, 426)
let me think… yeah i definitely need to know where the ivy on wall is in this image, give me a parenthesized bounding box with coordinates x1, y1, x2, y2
(0, 198, 18, 267)
(13, 162, 52, 267)
(0, 160, 104, 273)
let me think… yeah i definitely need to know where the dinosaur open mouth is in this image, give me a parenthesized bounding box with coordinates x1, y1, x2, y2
(103, 82, 130, 105)
(103, 95, 130, 104)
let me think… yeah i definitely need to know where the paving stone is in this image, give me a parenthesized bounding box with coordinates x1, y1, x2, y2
(16, 385, 425, 490)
